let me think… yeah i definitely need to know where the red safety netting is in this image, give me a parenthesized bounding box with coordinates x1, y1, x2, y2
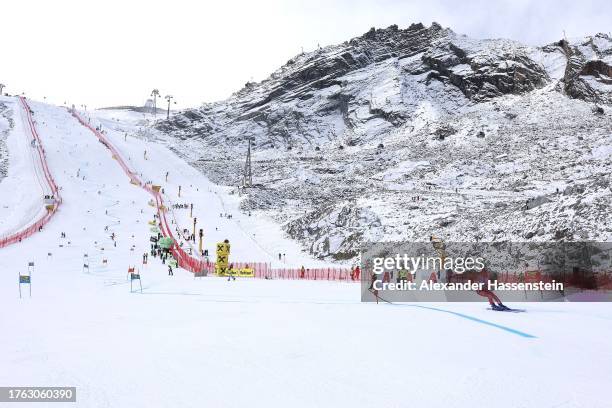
(596, 272, 612, 290)
(191, 260, 356, 282)
(0, 97, 62, 249)
(441, 269, 612, 290)
(72, 110, 354, 282)
(252, 265, 355, 281)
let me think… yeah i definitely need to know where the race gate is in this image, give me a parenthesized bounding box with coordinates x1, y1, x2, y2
(130, 270, 142, 293)
(19, 262, 34, 298)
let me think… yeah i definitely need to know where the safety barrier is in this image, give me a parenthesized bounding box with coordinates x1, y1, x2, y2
(597, 272, 612, 289)
(196, 262, 356, 281)
(501, 270, 612, 290)
(250, 265, 355, 281)
(280, 266, 355, 281)
(424, 269, 612, 290)
(0, 97, 61, 249)
(71, 110, 354, 281)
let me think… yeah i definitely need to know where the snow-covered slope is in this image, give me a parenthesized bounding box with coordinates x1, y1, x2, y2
(155, 24, 612, 259)
(0, 96, 53, 238)
(79, 107, 338, 268)
(1, 100, 610, 408)
(0, 102, 10, 180)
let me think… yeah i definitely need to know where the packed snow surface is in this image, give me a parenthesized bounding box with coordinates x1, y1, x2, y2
(0, 97, 611, 407)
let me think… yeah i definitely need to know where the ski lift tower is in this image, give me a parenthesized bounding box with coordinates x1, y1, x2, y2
(242, 136, 254, 188)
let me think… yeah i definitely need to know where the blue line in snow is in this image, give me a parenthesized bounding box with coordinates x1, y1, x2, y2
(394, 304, 537, 338)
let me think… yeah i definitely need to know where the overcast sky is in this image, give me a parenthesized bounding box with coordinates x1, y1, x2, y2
(2, 0, 610, 109)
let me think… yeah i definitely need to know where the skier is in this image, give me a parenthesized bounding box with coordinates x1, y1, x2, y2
(476, 270, 510, 311)
(227, 263, 236, 281)
(168, 265, 173, 276)
(477, 288, 509, 311)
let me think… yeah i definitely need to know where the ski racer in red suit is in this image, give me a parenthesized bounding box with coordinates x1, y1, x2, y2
(475, 269, 510, 311)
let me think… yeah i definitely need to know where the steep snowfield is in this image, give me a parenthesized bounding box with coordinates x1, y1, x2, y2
(81, 107, 333, 268)
(0, 96, 50, 237)
(0, 100, 10, 179)
(1, 98, 612, 407)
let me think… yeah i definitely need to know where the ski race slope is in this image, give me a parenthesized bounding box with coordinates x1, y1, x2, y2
(0, 97, 54, 240)
(73, 107, 332, 269)
(1, 97, 611, 408)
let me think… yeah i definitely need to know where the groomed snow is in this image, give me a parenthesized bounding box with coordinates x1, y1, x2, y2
(1, 99, 611, 408)
(0, 96, 50, 237)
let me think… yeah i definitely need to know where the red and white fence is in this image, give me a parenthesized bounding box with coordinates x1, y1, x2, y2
(0, 97, 61, 249)
(246, 264, 356, 281)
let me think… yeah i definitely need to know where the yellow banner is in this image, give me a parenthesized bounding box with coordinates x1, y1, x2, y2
(215, 267, 254, 277)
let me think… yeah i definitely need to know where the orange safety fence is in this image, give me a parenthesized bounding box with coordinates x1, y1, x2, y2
(0, 97, 62, 249)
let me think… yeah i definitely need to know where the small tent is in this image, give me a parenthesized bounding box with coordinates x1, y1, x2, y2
(158, 237, 175, 249)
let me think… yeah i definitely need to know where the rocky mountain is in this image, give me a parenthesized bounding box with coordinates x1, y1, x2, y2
(154, 23, 612, 260)
(100, 105, 167, 114)
(555, 34, 612, 104)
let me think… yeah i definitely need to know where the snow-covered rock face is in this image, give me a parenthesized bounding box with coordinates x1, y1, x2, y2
(552, 33, 612, 104)
(156, 23, 612, 260)
(159, 23, 555, 147)
(422, 34, 549, 100)
(284, 202, 382, 260)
